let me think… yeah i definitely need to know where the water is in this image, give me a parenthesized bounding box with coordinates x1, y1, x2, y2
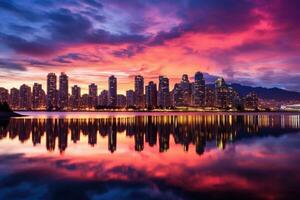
(0, 112, 299, 200)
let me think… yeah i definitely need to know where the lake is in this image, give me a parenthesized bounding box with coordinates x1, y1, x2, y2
(0, 112, 299, 200)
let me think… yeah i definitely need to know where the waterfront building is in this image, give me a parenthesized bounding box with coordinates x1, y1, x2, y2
(117, 94, 126, 108)
(134, 75, 144, 108)
(58, 72, 69, 110)
(9, 88, 19, 109)
(244, 92, 258, 110)
(126, 90, 135, 107)
(70, 85, 81, 110)
(158, 76, 171, 108)
(173, 83, 184, 107)
(98, 90, 108, 107)
(145, 81, 157, 109)
(0, 87, 9, 103)
(180, 74, 192, 106)
(47, 73, 57, 110)
(205, 86, 215, 107)
(192, 72, 205, 106)
(32, 83, 46, 109)
(19, 84, 32, 110)
(88, 83, 98, 108)
(108, 76, 117, 107)
(215, 77, 229, 109)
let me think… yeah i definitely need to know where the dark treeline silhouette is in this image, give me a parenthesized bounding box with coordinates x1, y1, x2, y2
(0, 114, 299, 155)
(0, 102, 12, 112)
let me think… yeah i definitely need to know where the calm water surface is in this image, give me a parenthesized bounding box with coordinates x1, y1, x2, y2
(0, 112, 300, 200)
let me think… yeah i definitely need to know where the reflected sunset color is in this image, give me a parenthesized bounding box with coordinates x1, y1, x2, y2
(0, 112, 299, 199)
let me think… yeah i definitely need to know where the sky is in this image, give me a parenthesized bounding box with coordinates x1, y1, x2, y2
(0, 0, 300, 94)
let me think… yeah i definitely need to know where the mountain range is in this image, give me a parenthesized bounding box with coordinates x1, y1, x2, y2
(229, 83, 300, 101)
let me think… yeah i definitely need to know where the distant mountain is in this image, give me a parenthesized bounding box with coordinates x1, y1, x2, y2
(229, 83, 300, 101)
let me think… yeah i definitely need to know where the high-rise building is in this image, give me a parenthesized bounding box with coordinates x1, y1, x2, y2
(88, 83, 98, 108)
(9, 88, 19, 109)
(192, 72, 205, 106)
(145, 81, 157, 108)
(47, 73, 57, 110)
(0, 87, 9, 103)
(134, 75, 144, 108)
(59, 72, 68, 110)
(244, 92, 258, 110)
(98, 90, 108, 107)
(158, 76, 170, 108)
(19, 84, 32, 110)
(215, 77, 229, 109)
(70, 85, 81, 109)
(126, 90, 135, 107)
(108, 75, 117, 107)
(32, 83, 46, 109)
(180, 74, 192, 106)
(81, 94, 89, 109)
(173, 83, 184, 107)
(205, 86, 215, 107)
(117, 94, 126, 108)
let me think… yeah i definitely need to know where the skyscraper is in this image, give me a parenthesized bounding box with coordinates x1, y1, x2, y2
(173, 83, 184, 107)
(32, 83, 45, 109)
(47, 73, 57, 110)
(70, 85, 81, 109)
(59, 72, 69, 110)
(205, 86, 215, 107)
(145, 81, 157, 109)
(134, 75, 144, 108)
(19, 84, 31, 110)
(158, 76, 170, 108)
(244, 92, 258, 110)
(88, 83, 98, 108)
(9, 88, 19, 109)
(192, 71, 205, 106)
(215, 77, 229, 109)
(126, 90, 135, 107)
(0, 87, 9, 103)
(180, 74, 192, 106)
(108, 75, 117, 107)
(99, 90, 108, 106)
(117, 94, 126, 108)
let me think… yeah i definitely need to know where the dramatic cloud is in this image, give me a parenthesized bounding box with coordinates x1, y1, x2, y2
(0, 0, 299, 92)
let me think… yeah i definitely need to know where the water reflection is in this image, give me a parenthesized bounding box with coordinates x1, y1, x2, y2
(0, 114, 299, 155)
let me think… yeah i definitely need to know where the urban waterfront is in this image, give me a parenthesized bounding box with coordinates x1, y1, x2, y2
(0, 112, 299, 200)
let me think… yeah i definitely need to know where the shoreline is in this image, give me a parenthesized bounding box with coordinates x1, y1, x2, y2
(14, 110, 300, 114)
(0, 112, 24, 118)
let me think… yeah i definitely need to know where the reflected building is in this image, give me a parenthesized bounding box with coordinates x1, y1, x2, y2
(2, 114, 299, 154)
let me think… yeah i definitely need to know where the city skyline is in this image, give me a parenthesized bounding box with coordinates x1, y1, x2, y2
(0, 71, 260, 111)
(0, 1, 300, 93)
